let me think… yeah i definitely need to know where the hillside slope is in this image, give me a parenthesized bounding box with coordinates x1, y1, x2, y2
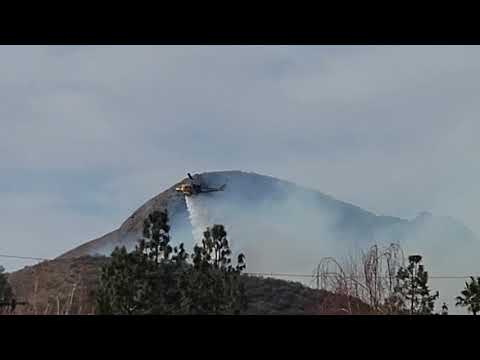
(10, 170, 479, 314)
(7, 255, 371, 315)
(59, 171, 478, 277)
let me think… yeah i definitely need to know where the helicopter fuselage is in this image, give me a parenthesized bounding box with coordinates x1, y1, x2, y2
(175, 176, 225, 196)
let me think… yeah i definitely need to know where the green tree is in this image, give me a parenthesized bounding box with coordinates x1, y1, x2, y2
(96, 210, 186, 314)
(180, 225, 247, 314)
(0, 266, 13, 303)
(96, 210, 247, 315)
(96, 246, 151, 315)
(391, 255, 439, 315)
(455, 277, 480, 315)
(0, 265, 14, 314)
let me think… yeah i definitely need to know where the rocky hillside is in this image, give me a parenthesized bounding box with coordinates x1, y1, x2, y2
(58, 177, 190, 259)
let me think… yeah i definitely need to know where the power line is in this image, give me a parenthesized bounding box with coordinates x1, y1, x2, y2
(246, 272, 476, 280)
(0, 253, 478, 280)
(246, 272, 314, 278)
(0, 254, 50, 261)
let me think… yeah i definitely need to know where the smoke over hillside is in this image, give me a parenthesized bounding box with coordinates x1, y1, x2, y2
(59, 170, 480, 313)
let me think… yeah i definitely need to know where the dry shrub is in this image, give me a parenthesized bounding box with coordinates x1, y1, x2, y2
(313, 243, 405, 314)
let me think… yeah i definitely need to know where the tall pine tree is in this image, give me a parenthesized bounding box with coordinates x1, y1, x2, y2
(96, 210, 247, 315)
(182, 225, 247, 314)
(391, 255, 439, 315)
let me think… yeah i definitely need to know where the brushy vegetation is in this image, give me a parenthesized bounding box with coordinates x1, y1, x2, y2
(313, 244, 444, 314)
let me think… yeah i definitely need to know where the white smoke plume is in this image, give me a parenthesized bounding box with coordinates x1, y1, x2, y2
(181, 172, 355, 274)
(177, 171, 480, 314)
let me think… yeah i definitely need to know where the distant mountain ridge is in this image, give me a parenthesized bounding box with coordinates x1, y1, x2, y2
(58, 171, 478, 277)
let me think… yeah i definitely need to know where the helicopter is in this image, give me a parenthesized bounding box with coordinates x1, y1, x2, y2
(175, 173, 226, 196)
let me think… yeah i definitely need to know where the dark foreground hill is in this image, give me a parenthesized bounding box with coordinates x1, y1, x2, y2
(7, 256, 371, 315)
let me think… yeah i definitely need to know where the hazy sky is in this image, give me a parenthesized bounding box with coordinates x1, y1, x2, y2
(2, 45, 480, 270)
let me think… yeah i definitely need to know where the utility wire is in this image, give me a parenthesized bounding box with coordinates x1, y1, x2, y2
(0, 253, 477, 280)
(0, 254, 50, 261)
(246, 272, 477, 279)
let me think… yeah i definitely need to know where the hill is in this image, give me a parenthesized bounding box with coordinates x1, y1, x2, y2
(14, 170, 479, 314)
(7, 256, 371, 315)
(59, 171, 478, 277)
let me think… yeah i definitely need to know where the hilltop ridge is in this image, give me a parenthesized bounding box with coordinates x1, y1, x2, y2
(58, 171, 477, 275)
